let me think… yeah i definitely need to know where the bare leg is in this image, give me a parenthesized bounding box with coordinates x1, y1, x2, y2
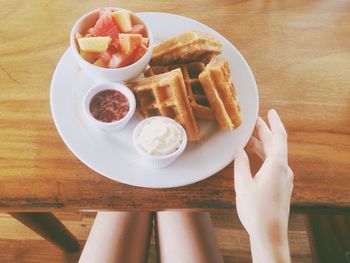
(156, 212, 223, 263)
(79, 212, 153, 263)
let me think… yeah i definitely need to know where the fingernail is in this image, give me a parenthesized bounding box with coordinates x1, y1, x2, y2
(268, 109, 276, 115)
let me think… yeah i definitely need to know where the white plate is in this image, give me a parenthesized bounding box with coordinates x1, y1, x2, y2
(50, 12, 259, 188)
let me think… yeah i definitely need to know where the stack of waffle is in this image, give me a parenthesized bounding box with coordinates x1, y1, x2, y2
(127, 30, 242, 141)
(144, 62, 214, 121)
(150, 30, 222, 66)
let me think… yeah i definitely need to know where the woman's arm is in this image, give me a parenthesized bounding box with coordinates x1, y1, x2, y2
(234, 109, 293, 263)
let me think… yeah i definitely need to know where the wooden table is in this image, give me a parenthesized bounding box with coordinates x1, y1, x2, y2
(0, 0, 349, 260)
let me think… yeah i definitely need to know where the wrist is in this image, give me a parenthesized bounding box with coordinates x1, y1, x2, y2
(248, 220, 290, 263)
(249, 217, 288, 243)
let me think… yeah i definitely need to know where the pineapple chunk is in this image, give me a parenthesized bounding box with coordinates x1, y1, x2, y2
(94, 58, 107, 68)
(79, 51, 98, 63)
(111, 11, 132, 33)
(77, 37, 111, 52)
(119, 34, 142, 55)
(75, 32, 83, 39)
(141, 37, 149, 47)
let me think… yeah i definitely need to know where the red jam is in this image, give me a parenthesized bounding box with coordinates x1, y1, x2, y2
(89, 89, 129, 123)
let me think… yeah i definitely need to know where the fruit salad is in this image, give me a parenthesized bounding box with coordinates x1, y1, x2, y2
(75, 8, 149, 68)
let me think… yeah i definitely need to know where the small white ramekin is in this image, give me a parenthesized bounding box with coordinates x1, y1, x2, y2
(70, 7, 153, 82)
(83, 82, 136, 132)
(132, 116, 188, 168)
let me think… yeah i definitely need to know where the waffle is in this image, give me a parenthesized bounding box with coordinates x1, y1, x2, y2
(198, 57, 242, 130)
(144, 62, 215, 121)
(126, 69, 200, 141)
(150, 30, 222, 66)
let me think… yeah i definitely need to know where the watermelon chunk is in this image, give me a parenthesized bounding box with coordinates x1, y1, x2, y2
(132, 44, 148, 63)
(98, 8, 109, 18)
(89, 9, 120, 40)
(108, 52, 133, 68)
(111, 38, 119, 49)
(99, 50, 113, 63)
(130, 24, 146, 36)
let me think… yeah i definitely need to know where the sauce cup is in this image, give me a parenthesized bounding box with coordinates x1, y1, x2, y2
(83, 82, 136, 132)
(132, 116, 187, 168)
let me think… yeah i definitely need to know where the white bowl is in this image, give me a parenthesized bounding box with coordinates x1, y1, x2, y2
(132, 116, 187, 168)
(83, 82, 136, 132)
(70, 7, 153, 82)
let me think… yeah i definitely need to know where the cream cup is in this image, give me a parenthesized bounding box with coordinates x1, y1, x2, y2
(132, 116, 187, 168)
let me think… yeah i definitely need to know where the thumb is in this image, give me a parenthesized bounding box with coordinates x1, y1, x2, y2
(234, 149, 252, 192)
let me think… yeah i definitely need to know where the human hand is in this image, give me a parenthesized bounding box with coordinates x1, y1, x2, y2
(234, 109, 293, 263)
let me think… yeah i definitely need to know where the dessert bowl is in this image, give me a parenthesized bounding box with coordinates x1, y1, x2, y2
(70, 7, 153, 82)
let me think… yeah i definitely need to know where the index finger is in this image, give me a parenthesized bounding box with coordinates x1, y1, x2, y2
(267, 109, 288, 159)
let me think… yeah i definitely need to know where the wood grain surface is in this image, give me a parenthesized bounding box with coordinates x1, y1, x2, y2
(0, 0, 349, 211)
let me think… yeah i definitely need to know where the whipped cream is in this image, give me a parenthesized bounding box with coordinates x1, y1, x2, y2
(137, 118, 182, 155)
